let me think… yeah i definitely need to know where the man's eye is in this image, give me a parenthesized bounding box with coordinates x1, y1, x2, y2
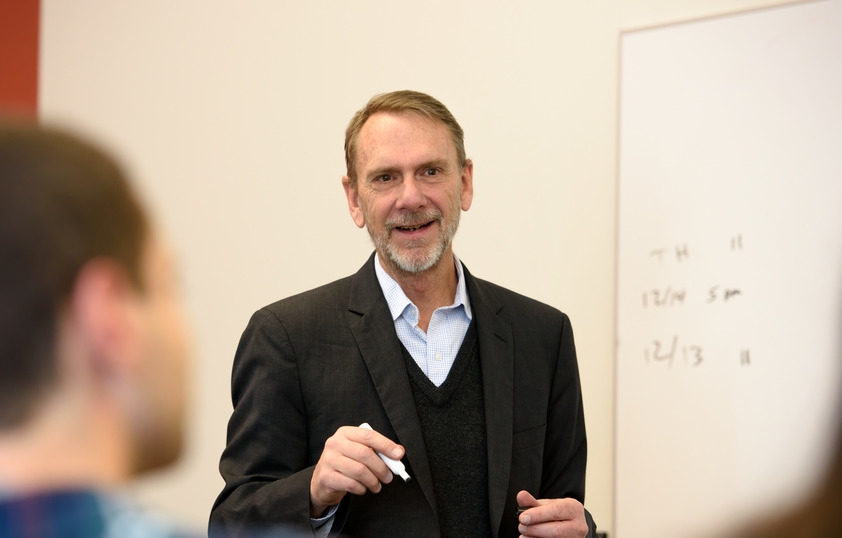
(376, 174, 393, 182)
(424, 168, 439, 176)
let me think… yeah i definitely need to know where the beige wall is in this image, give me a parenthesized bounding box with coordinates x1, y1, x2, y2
(39, 0, 795, 534)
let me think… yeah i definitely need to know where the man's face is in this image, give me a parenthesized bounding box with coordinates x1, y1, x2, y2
(343, 112, 473, 275)
(128, 235, 192, 473)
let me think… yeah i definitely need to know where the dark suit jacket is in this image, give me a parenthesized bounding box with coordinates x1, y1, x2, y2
(210, 255, 595, 537)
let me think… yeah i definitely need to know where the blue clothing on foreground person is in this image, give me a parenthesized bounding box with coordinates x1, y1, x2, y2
(0, 490, 194, 538)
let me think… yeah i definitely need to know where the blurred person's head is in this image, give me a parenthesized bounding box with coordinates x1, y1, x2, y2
(0, 121, 191, 490)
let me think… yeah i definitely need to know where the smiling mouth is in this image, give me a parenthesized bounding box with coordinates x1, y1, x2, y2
(395, 221, 433, 232)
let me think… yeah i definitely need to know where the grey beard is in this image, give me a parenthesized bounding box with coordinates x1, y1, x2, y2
(369, 210, 461, 274)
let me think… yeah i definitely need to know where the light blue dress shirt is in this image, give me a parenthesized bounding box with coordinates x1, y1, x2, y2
(374, 253, 473, 387)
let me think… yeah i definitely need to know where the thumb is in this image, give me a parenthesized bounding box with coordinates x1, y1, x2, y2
(516, 490, 539, 508)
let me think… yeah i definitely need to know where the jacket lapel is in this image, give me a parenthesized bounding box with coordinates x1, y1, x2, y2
(464, 266, 514, 534)
(346, 255, 439, 519)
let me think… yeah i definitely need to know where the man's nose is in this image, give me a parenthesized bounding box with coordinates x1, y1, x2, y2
(396, 175, 425, 210)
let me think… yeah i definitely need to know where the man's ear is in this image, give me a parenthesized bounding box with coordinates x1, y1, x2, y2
(342, 176, 366, 229)
(460, 159, 474, 212)
(68, 258, 140, 378)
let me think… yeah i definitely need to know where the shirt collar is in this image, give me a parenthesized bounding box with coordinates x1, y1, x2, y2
(374, 253, 473, 322)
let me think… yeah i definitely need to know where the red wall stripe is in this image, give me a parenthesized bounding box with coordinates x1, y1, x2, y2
(0, 0, 40, 117)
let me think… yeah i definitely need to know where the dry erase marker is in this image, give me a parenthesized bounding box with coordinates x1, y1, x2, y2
(359, 423, 411, 482)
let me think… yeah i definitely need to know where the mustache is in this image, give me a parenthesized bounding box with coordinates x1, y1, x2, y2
(386, 209, 442, 230)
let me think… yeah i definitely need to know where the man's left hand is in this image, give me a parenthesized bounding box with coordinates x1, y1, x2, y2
(516, 490, 589, 538)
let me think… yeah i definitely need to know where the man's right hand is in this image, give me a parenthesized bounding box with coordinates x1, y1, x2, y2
(309, 424, 405, 518)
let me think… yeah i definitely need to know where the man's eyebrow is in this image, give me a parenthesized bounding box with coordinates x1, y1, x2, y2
(418, 159, 450, 170)
(365, 165, 399, 178)
(365, 159, 452, 179)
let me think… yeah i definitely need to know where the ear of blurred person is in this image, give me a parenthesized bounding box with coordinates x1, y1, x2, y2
(0, 119, 195, 537)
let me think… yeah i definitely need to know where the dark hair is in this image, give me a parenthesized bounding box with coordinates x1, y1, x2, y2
(344, 90, 467, 186)
(0, 121, 149, 428)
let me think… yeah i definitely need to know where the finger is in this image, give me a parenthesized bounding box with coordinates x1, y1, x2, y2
(339, 434, 394, 484)
(353, 424, 405, 461)
(318, 465, 373, 497)
(519, 498, 582, 525)
(546, 498, 582, 523)
(319, 451, 388, 496)
(518, 500, 588, 538)
(522, 517, 590, 538)
(325, 428, 392, 482)
(517, 490, 543, 526)
(337, 443, 393, 488)
(319, 433, 388, 491)
(350, 425, 406, 484)
(518, 520, 581, 538)
(517, 490, 539, 510)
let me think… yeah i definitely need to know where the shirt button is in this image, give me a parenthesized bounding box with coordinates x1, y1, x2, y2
(435, 352, 442, 361)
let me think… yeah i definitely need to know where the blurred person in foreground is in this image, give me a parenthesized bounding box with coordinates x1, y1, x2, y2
(0, 121, 194, 537)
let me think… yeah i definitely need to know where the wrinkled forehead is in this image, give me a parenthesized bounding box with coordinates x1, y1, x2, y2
(355, 112, 459, 173)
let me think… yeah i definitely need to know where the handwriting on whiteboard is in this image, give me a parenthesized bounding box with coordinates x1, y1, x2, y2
(642, 285, 742, 307)
(641, 235, 750, 368)
(644, 337, 751, 368)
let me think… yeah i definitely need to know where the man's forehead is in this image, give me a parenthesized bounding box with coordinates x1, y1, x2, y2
(356, 112, 456, 168)
(359, 111, 449, 137)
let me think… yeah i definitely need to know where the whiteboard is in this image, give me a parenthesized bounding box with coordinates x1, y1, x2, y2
(615, 2, 842, 537)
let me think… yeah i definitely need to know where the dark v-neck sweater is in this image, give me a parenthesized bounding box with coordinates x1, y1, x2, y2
(401, 321, 492, 537)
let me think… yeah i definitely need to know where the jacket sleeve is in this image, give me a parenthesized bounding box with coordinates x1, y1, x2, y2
(543, 313, 597, 536)
(209, 308, 317, 537)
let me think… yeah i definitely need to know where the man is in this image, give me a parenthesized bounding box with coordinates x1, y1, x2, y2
(211, 91, 596, 537)
(0, 122, 194, 537)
